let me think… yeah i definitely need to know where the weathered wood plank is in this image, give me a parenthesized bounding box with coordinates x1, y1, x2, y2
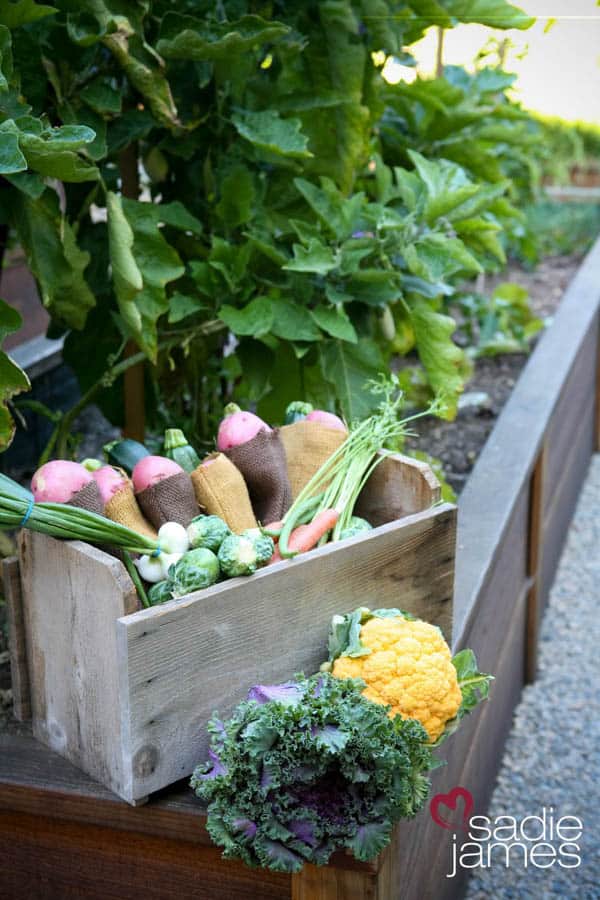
(455, 236, 600, 645)
(539, 407, 595, 608)
(19, 532, 138, 801)
(525, 447, 546, 683)
(356, 452, 441, 524)
(0, 810, 290, 900)
(118, 505, 456, 800)
(2, 556, 31, 720)
(380, 576, 527, 900)
(292, 863, 377, 900)
(541, 323, 597, 513)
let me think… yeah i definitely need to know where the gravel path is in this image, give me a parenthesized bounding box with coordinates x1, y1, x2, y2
(465, 454, 600, 900)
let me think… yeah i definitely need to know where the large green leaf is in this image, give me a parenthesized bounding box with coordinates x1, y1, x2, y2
(445, 0, 534, 29)
(157, 13, 290, 61)
(107, 190, 143, 339)
(407, 150, 479, 224)
(271, 296, 321, 342)
(0, 299, 30, 450)
(103, 30, 180, 129)
(232, 110, 312, 160)
(283, 239, 338, 275)
(0, 120, 26, 172)
(405, 233, 482, 281)
(310, 305, 357, 342)
(219, 296, 273, 338)
(321, 338, 384, 421)
(120, 198, 186, 360)
(409, 301, 471, 419)
(0, 0, 56, 28)
(298, 1, 371, 191)
(10, 189, 95, 329)
(19, 126, 99, 182)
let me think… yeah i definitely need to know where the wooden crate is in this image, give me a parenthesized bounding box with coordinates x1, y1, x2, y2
(5, 453, 456, 805)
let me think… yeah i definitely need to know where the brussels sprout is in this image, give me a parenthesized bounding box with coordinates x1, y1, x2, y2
(338, 516, 373, 541)
(187, 515, 231, 553)
(169, 548, 220, 597)
(218, 535, 258, 578)
(242, 528, 275, 565)
(147, 580, 174, 606)
(284, 400, 313, 424)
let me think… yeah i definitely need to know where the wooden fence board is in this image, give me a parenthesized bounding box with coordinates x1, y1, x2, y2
(454, 238, 600, 644)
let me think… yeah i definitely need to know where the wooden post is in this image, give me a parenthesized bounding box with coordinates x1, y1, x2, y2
(525, 445, 546, 683)
(118, 144, 145, 442)
(435, 27, 445, 77)
(2, 557, 31, 721)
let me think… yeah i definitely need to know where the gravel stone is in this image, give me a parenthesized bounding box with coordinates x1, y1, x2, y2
(465, 455, 600, 899)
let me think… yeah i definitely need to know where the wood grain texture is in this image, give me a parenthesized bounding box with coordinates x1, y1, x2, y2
(19, 531, 138, 801)
(2, 555, 31, 721)
(525, 447, 546, 683)
(292, 863, 377, 900)
(356, 452, 441, 525)
(118, 505, 456, 800)
(0, 810, 290, 900)
(539, 406, 595, 608)
(541, 323, 597, 516)
(455, 236, 600, 645)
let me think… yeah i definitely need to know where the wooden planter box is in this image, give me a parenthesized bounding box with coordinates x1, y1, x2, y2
(5, 453, 456, 805)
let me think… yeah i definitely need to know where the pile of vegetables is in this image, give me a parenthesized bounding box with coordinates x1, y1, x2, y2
(191, 606, 492, 872)
(7, 377, 430, 608)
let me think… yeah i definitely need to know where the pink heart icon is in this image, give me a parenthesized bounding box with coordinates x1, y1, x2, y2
(430, 786, 473, 831)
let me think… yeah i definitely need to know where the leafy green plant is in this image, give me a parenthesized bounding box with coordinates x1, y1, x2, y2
(0, 0, 536, 449)
(453, 281, 543, 357)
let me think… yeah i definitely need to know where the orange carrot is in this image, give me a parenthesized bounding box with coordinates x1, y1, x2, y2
(280, 509, 339, 557)
(268, 546, 283, 565)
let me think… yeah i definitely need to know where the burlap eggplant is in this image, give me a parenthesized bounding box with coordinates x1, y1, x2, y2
(191, 453, 257, 533)
(68, 480, 104, 515)
(136, 471, 199, 529)
(104, 485, 158, 540)
(224, 428, 292, 524)
(280, 420, 348, 500)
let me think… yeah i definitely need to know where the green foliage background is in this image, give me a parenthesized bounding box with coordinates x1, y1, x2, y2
(0, 0, 551, 450)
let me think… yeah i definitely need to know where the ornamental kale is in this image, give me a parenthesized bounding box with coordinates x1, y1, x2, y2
(190, 672, 434, 873)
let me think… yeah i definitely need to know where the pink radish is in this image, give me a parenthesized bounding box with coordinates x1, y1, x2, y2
(217, 403, 271, 451)
(305, 410, 347, 431)
(132, 455, 184, 494)
(31, 460, 93, 503)
(92, 466, 129, 505)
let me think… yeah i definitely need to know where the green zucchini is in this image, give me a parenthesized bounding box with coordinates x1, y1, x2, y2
(103, 438, 150, 474)
(163, 429, 201, 473)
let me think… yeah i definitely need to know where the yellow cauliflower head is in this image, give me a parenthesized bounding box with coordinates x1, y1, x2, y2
(331, 614, 462, 742)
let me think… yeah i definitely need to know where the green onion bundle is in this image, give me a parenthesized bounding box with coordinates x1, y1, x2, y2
(271, 377, 442, 554)
(0, 475, 159, 556)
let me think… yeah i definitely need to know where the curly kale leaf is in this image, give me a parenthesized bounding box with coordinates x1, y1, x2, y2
(191, 673, 434, 872)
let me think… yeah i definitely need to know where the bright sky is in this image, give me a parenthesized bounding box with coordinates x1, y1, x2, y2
(400, 0, 600, 124)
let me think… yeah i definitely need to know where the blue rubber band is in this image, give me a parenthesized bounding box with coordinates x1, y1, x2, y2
(20, 497, 34, 527)
(151, 543, 162, 558)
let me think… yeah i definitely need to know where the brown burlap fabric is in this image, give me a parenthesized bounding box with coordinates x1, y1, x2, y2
(191, 453, 257, 533)
(104, 485, 158, 540)
(136, 471, 199, 529)
(224, 428, 292, 524)
(280, 421, 347, 500)
(68, 480, 104, 515)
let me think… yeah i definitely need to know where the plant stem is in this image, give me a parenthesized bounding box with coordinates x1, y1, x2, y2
(123, 551, 150, 609)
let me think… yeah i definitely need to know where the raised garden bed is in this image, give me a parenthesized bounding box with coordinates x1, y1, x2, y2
(1, 235, 599, 899)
